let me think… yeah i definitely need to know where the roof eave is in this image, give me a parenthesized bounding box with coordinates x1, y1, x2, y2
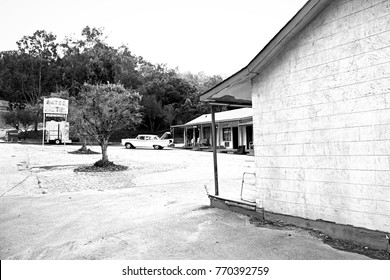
(172, 116, 253, 128)
(200, 67, 251, 102)
(200, 0, 332, 105)
(247, 0, 331, 74)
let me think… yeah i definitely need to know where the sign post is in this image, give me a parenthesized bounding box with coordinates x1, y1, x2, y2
(42, 113, 45, 146)
(42, 98, 69, 146)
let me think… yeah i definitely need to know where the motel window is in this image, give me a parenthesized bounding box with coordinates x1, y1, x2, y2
(223, 128, 231, 141)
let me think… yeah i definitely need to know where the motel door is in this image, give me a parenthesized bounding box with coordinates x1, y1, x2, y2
(232, 127, 239, 149)
(246, 126, 253, 149)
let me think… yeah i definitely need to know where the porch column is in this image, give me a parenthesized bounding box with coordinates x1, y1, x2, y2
(238, 125, 242, 146)
(192, 126, 196, 146)
(184, 127, 188, 146)
(211, 106, 219, 195)
(200, 124, 203, 144)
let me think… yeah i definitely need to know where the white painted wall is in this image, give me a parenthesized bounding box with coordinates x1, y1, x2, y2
(252, 0, 390, 232)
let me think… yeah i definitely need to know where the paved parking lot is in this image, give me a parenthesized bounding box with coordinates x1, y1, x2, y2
(0, 143, 369, 259)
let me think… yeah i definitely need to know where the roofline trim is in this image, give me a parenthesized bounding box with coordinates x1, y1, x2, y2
(200, 68, 251, 101)
(200, 0, 331, 104)
(172, 116, 253, 128)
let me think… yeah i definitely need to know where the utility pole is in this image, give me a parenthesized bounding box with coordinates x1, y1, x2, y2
(211, 105, 219, 196)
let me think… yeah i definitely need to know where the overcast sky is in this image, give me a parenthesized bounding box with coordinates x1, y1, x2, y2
(1, 0, 308, 77)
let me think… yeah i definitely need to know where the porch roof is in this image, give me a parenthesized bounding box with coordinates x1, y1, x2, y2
(172, 108, 253, 128)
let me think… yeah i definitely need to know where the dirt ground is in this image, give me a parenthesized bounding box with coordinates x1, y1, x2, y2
(0, 143, 373, 259)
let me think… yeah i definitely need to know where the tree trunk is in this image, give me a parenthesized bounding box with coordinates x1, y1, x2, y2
(38, 58, 42, 100)
(100, 139, 109, 162)
(79, 137, 88, 151)
(149, 117, 154, 132)
(34, 110, 39, 132)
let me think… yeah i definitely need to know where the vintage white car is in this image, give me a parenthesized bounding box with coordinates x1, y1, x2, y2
(121, 133, 174, 150)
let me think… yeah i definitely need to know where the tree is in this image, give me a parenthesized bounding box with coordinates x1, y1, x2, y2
(3, 107, 36, 139)
(0, 51, 53, 105)
(140, 95, 163, 132)
(1, 26, 227, 140)
(176, 72, 225, 124)
(59, 27, 144, 95)
(137, 64, 200, 131)
(16, 30, 59, 105)
(25, 103, 43, 131)
(68, 99, 91, 152)
(3, 111, 19, 130)
(74, 83, 141, 163)
(17, 108, 36, 138)
(162, 104, 176, 127)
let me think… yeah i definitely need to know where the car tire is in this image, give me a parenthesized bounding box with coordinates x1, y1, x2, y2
(55, 139, 61, 145)
(153, 145, 161, 150)
(125, 143, 132, 149)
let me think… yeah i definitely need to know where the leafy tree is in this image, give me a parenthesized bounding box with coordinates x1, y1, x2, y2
(176, 72, 225, 123)
(140, 94, 163, 132)
(1, 26, 227, 140)
(17, 30, 58, 61)
(59, 27, 143, 95)
(74, 83, 141, 162)
(16, 30, 59, 104)
(3, 107, 36, 139)
(25, 103, 43, 131)
(57, 39, 88, 96)
(0, 51, 45, 104)
(68, 98, 91, 152)
(162, 104, 176, 127)
(17, 108, 36, 138)
(3, 111, 19, 130)
(58, 27, 110, 93)
(113, 45, 144, 89)
(137, 64, 199, 131)
(0, 51, 20, 102)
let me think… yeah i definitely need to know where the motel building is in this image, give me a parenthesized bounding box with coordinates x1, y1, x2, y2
(199, 0, 390, 252)
(171, 108, 253, 152)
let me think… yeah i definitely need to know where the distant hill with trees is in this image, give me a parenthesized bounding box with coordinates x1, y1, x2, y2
(0, 26, 224, 135)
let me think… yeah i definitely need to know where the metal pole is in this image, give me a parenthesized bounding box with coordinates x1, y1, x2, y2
(211, 105, 219, 196)
(42, 113, 45, 146)
(64, 114, 67, 147)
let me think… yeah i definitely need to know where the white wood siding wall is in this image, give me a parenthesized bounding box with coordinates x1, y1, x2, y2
(252, 0, 390, 232)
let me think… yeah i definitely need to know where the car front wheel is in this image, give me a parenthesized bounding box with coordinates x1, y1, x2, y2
(125, 143, 132, 149)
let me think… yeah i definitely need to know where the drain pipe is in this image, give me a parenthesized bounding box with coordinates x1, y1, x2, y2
(211, 105, 219, 196)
